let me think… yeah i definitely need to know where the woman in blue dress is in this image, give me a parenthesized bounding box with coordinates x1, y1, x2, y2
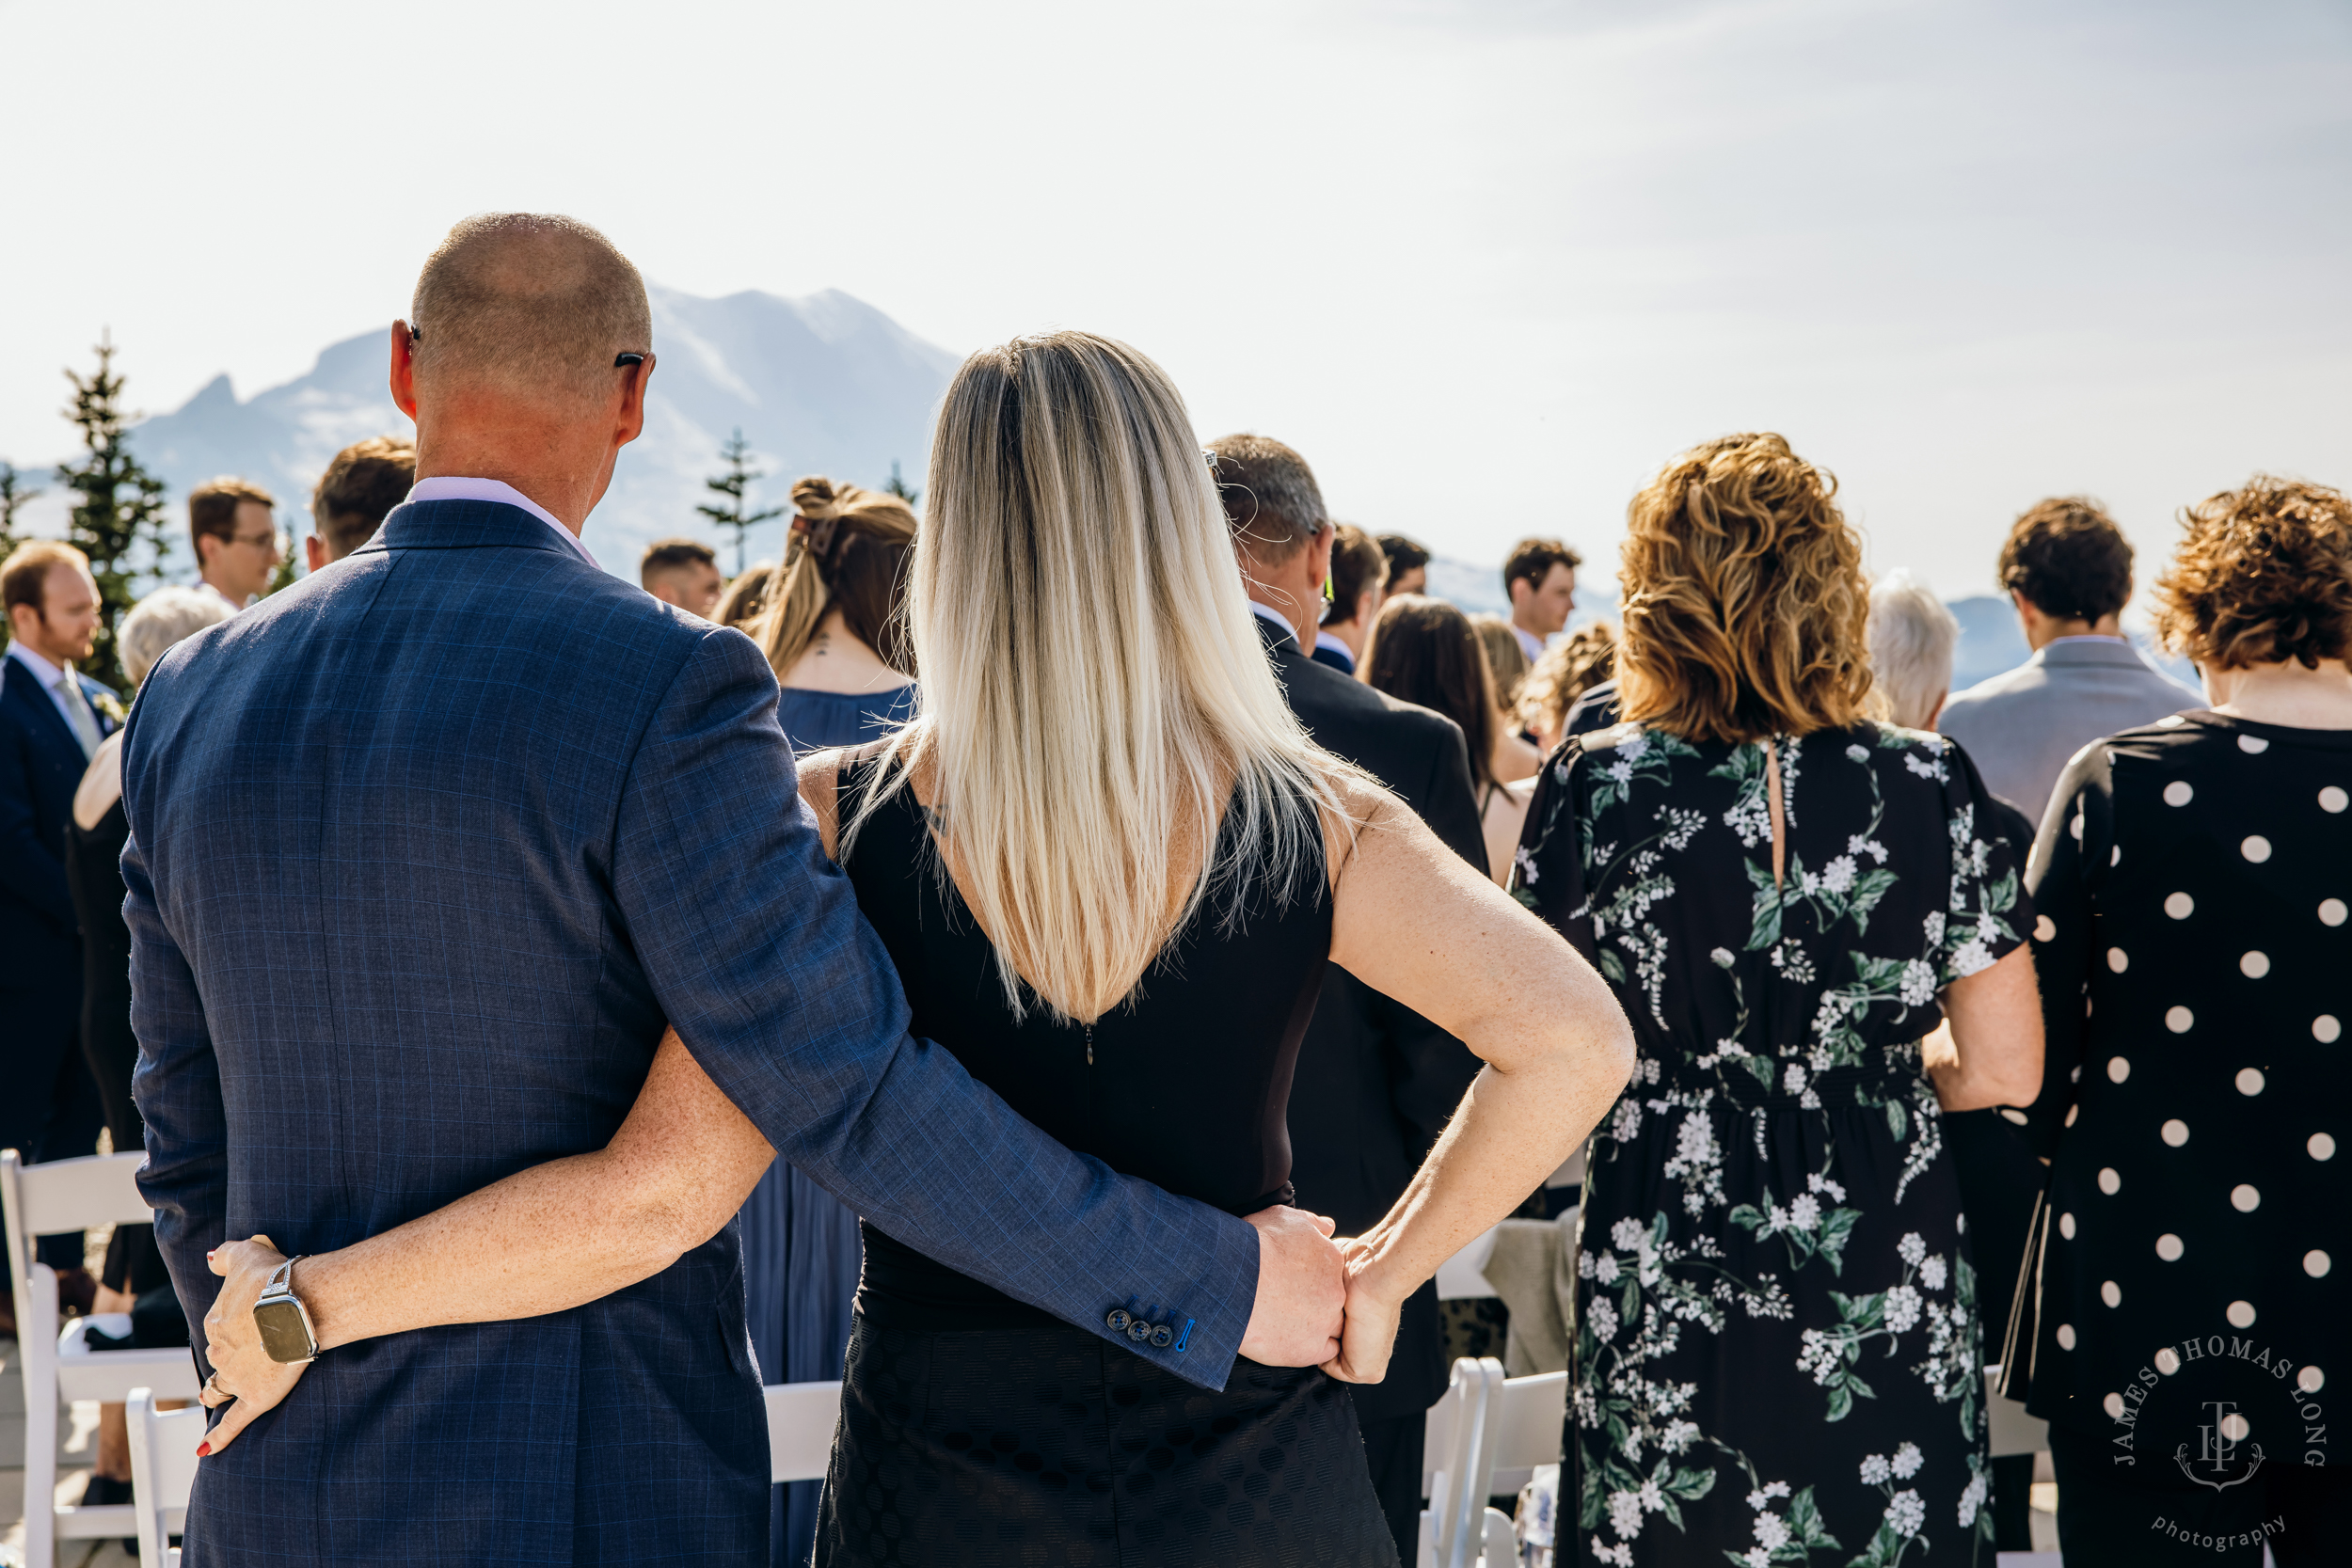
(740, 473, 918, 1565)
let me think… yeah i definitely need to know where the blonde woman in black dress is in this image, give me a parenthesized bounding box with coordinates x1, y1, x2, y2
(2017, 477, 2352, 1565)
(791, 333, 1635, 1565)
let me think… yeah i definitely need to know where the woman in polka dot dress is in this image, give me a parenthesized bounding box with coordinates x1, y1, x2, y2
(1514, 435, 2047, 1567)
(2016, 476, 2352, 1564)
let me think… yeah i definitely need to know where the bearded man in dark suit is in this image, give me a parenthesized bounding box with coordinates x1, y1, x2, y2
(1209, 433, 1489, 1559)
(2, 540, 119, 1325)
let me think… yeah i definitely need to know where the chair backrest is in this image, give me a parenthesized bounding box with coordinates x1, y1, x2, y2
(1480, 1369, 1566, 1497)
(2, 1148, 152, 1325)
(765, 1380, 843, 1483)
(125, 1386, 202, 1564)
(1984, 1364, 2049, 1457)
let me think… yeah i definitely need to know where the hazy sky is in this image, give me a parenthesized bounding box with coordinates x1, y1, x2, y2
(4, 0, 2347, 600)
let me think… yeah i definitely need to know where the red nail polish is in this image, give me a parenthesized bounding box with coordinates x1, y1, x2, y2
(197, 1443, 211, 1457)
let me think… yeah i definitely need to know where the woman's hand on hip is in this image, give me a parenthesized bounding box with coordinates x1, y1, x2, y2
(200, 1236, 310, 1455)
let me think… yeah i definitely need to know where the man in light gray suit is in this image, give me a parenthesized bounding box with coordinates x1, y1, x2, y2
(1940, 496, 2201, 825)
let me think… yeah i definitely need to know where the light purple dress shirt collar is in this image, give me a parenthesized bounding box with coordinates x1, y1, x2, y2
(406, 477, 600, 570)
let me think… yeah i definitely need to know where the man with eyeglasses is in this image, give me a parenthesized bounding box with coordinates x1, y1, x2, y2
(188, 477, 282, 610)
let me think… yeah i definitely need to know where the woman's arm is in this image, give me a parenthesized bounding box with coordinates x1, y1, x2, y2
(1318, 776, 1635, 1382)
(1922, 944, 2043, 1111)
(199, 1028, 775, 1452)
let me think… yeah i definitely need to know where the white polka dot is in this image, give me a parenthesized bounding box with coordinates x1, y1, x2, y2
(2069, 813, 2083, 841)
(2109, 1055, 2132, 1083)
(2157, 1347, 2182, 1375)
(2242, 951, 2271, 978)
(2308, 1251, 2333, 1278)
(2058, 1323, 2078, 1350)
(2099, 1166, 2122, 1195)
(2322, 898, 2346, 927)
(2236, 1068, 2266, 1096)
(2059, 1212, 2077, 1239)
(2227, 1300, 2257, 1327)
(2244, 835, 2273, 863)
(2156, 1233, 2185, 1261)
(2103, 1390, 2126, 1418)
(1999, 1107, 2028, 1126)
(2300, 1366, 2326, 1393)
(2108, 947, 2130, 973)
(2065, 1103, 2080, 1127)
(2232, 1183, 2262, 1212)
(2164, 781, 2194, 806)
(2318, 1016, 2343, 1044)
(2323, 786, 2349, 814)
(2166, 1006, 2194, 1034)
(2110, 845, 2122, 866)
(2221, 1412, 2251, 1441)
(2162, 1119, 2190, 1147)
(2071, 1066, 2082, 1084)
(2035, 913, 2057, 942)
(2165, 892, 2194, 919)
(2313, 1132, 2339, 1161)
(2102, 1279, 2122, 1307)
(2239, 735, 2269, 753)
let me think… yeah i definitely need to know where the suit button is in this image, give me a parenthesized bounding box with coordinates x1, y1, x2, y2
(1105, 1309, 1132, 1334)
(1126, 1320, 1152, 1344)
(1150, 1325, 1173, 1349)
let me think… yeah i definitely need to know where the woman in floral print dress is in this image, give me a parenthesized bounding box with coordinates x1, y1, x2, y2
(1513, 434, 2046, 1567)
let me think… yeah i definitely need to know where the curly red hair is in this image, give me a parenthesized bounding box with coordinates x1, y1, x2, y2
(2153, 476, 2352, 671)
(1615, 433, 1873, 743)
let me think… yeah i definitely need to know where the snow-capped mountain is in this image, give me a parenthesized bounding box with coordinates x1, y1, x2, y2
(115, 284, 962, 574)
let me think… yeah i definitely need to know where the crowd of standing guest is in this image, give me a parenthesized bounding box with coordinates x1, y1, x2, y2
(3, 213, 2346, 1568)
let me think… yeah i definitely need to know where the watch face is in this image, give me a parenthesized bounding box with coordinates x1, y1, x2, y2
(254, 1297, 316, 1363)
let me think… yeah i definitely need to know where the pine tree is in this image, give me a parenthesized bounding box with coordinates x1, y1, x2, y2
(696, 428, 785, 577)
(56, 332, 173, 689)
(882, 459, 920, 510)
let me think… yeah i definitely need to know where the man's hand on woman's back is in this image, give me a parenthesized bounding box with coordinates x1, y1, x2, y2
(1236, 1205, 1350, 1367)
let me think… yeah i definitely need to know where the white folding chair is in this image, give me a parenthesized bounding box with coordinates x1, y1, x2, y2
(1418, 1356, 1533, 1568)
(1984, 1363, 2048, 1458)
(2, 1148, 203, 1565)
(124, 1386, 200, 1565)
(765, 1379, 843, 1484)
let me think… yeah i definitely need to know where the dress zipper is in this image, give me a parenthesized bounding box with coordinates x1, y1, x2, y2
(1085, 1023, 1094, 1067)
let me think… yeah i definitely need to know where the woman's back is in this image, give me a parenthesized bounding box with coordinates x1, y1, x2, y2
(836, 749, 1331, 1325)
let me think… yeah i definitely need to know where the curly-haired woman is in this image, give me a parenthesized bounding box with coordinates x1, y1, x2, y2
(1514, 432, 2044, 1566)
(2015, 477, 2352, 1565)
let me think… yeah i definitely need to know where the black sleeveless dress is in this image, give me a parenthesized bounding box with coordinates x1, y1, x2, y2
(813, 755, 1401, 1567)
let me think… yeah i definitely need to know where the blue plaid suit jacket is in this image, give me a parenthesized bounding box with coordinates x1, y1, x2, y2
(122, 499, 1260, 1565)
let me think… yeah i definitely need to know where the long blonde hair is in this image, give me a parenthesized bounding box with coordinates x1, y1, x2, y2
(751, 476, 917, 676)
(848, 331, 1345, 1023)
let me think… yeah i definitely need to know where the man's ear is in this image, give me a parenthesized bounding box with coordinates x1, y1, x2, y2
(306, 535, 326, 574)
(613, 354, 655, 448)
(389, 321, 420, 420)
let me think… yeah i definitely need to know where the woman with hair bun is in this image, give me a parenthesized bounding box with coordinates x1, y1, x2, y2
(752, 474, 918, 753)
(2016, 476, 2352, 1564)
(742, 473, 919, 1566)
(1514, 432, 2043, 1565)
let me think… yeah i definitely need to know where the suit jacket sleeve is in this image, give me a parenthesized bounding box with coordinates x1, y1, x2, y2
(611, 628, 1262, 1389)
(0, 709, 77, 928)
(1416, 714, 1489, 878)
(121, 700, 230, 1369)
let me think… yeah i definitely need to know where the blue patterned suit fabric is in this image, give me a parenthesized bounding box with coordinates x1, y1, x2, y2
(120, 499, 1260, 1566)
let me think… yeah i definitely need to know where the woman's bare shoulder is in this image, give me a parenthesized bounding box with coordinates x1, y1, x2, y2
(796, 749, 847, 858)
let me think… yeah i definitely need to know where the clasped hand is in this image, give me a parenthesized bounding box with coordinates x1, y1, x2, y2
(197, 1235, 307, 1455)
(1234, 1206, 1404, 1385)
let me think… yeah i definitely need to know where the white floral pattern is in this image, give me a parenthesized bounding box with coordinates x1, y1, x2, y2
(1514, 723, 2020, 1565)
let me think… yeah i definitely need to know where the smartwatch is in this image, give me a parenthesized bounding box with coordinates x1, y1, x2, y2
(252, 1256, 321, 1364)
